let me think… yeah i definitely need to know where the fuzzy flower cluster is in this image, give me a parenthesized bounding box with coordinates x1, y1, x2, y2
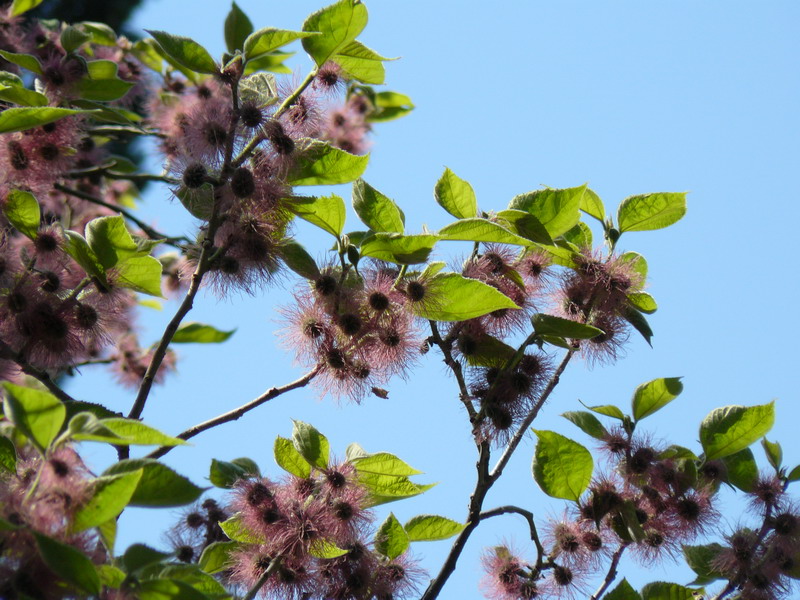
(168, 462, 423, 600)
(0, 445, 104, 599)
(480, 544, 585, 600)
(282, 266, 424, 402)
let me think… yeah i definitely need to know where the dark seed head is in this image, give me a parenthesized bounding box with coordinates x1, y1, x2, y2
(8, 140, 28, 170)
(629, 447, 655, 474)
(75, 303, 98, 329)
(219, 256, 240, 275)
(239, 102, 263, 128)
(303, 319, 325, 339)
(8, 291, 27, 313)
(185, 512, 205, 528)
(368, 291, 390, 311)
(314, 274, 337, 296)
(247, 482, 272, 506)
(457, 333, 477, 356)
(676, 498, 701, 522)
(38, 143, 59, 161)
(182, 162, 207, 189)
(176, 545, 194, 563)
(49, 458, 70, 478)
(553, 565, 573, 586)
(333, 500, 354, 521)
(380, 327, 401, 347)
(406, 280, 426, 302)
(203, 122, 227, 147)
(326, 348, 346, 370)
(40, 271, 60, 293)
(230, 166, 255, 198)
(773, 512, 799, 536)
(338, 313, 362, 336)
(34, 232, 59, 253)
(582, 531, 603, 552)
(327, 470, 347, 488)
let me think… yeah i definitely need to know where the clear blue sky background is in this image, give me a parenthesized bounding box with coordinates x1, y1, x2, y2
(68, 1, 800, 598)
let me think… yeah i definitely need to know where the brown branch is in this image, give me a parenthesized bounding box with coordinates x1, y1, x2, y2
(428, 321, 477, 423)
(0, 339, 78, 405)
(590, 544, 626, 600)
(144, 365, 319, 460)
(479, 505, 544, 562)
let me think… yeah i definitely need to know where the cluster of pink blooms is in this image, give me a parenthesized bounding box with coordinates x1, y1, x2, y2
(0, 446, 105, 599)
(168, 462, 423, 600)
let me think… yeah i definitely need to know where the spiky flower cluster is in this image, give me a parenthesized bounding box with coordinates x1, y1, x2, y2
(0, 446, 104, 599)
(480, 545, 585, 600)
(184, 462, 424, 600)
(282, 267, 423, 401)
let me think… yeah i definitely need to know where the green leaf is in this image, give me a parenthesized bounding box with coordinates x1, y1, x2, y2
(627, 292, 657, 314)
(465, 335, 517, 368)
(369, 90, 414, 123)
(357, 471, 434, 506)
(103, 459, 204, 507)
(9, 0, 45, 17)
(224, 2, 254, 52)
(659, 445, 699, 461)
(176, 184, 214, 220)
(532, 430, 593, 501)
(632, 377, 683, 421)
(86, 215, 144, 269)
(146, 30, 218, 75)
(288, 141, 369, 186)
(309, 539, 349, 559)
(302, 0, 368, 66)
(640, 582, 702, 600)
(0, 71, 23, 86)
(722, 447, 758, 492)
(92, 418, 186, 446)
(97, 518, 116, 554)
(0, 83, 49, 106)
(278, 239, 320, 279)
(409, 272, 519, 321)
(582, 403, 626, 420)
(352, 179, 404, 233)
(700, 402, 775, 461)
(243, 50, 293, 75)
(603, 578, 641, 600)
(434, 168, 477, 219)
(438, 218, 532, 247)
(79, 21, 118, 46)
(360, 233, 438, 265)
(274, 436, 312, 478)
(2, 189, 40, 239)
(209, 458, 258, 489)
(61, 25, 91, 53)
(618, 251, 648, 280)
(0, 106, 87, 134)
(291, 420, 329, 470)
(581, 188, 606, 223)
(114, 255, 164, 297)
(351, 452, 422, 476)
(404, 515, 465, 541)
(533, 242, 577, 267)
(333, 40, 391, 84)
(33, 532, 100, 594)
(78, 63, 135, 102)
(97, 564, 125, 588)
(243, 27, 316, 60)
(683, 543, 726, 585)
(622, 306, 653, 346)
(375, 513, 409, 559)
(138, 579, 211, 600)
(220, 513, 265, 543)
(286, 194, 346, 238)
(562, 222, 593, 248)
(617, 192, 687, 233)
(199, 541, 238, 574)
(0, 50, 43, 74)
(562, 411, 608, 440)
(508, 185, 586, 238)
(0, 436, 17, 474)
(72, 470, 143, 531)
(494, 209, 554, 245)
(531, 313, 603, 339)
(123, 544, 172, 573)
(787, 464, 800, 482)
(172, 322, 236, 344)
(132, 39, 164, 73)
(157, 564, 228, 596)
(238, 71, 278, 108)
(761, 438, 782, 471)
(2, 383, 64, 453)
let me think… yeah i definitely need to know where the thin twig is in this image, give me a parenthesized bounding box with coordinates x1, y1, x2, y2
(489, 350, 574, 482)
(242, 556, 282, 600)
(0, 340, 78, 404)
(145, 368, 320, 460)
(479, 505, 544, 562)
(590, 544, 626, 600)
(54, 183, 188, 247)
(428, 321, 477, 423)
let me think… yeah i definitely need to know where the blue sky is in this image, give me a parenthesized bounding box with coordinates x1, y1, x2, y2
(68, 1, 800, 598)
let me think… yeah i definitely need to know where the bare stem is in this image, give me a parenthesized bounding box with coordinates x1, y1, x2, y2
(0, 340, 78, 405)
(145, 368, 319, 460)
(242, 556, 281, 600)
(428, 321, 477, 423)
(53, 183, 188, 247)
(478, 505, 544, 561)
(590, 544, 626, 600)
(489, 350, 574, 482)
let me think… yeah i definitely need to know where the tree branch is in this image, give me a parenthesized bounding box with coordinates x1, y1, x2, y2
(428, 321, 477, 423)
(590, 544, 626, 600)
(479, 505, 544, 561)
(145, 368, 320, 460)
(0, 339, 78, 405)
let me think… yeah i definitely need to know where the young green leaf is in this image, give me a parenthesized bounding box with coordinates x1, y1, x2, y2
(146, 30, 218, 74)
(404, 515, 465, 542)
(72, 470, 144, 531)
(0, 436, 17, 474)
(0, 84, 49, 106)
(243, 28, 316, 60)
(465, 335, 517, 368)
(61, 25, 91, 53)
(562, 222, 593, 248)
(761, 438, 782, 471)
(407, 273, 519, 321)
(508, 185, 586, 238)
(224, 2, 254, 52)
(103, 459, 204, 507)
(333, 40, 391, 84)
(220, 513, 266, 543)
(138, 579, 212, 600)
(287, 141, 369, 185)
(291, 420, 330, 469)
(0, 106, 87, 134)
(581, 403, 626, 421)
(368, 90, 415, 123)
(617, 192, 687, 233)
(209, 458, 251, 489)
(2, 189, 40, 239)
(9, 0, 45, 17)
(86, 215, 144, 269)
(33, 532, 101, 594)
(700, 402, 775, 461)
(0, 49, 43, 74)
(2, 383, 65, 454)
(627, 292, 658, 314)
(278, 239, 320, 279)
(631, 377, 683, 421)
(561, 411, 608, 440)
(438, 218, 532, 247)
(286, 194, 346, 237)
(309, 539, 349, 559)
(621, 306, 653, 346)
(199, 541, 239, 574)
(683, 543, 726, 585)
(360, 233, 438, 265)
(640, 582, 703, 600)
(243, 50, 294, 75)
(532, 430, 593, 501)
(531, 313, 603, 339)
(172, 322, 236, 344)
(721, 447, 758, 492)
(79, 21, 119, 46)
(122, 543, 172, 573)
(302, 0, 368, 66)
(352, 179, 405, 233)
(357, 472, 434, 506)
(603, 578, 641, 600)
(495, 209, 554, 245)
(351, 452, 422, 476)
(274, 436, 312, 478)
(113, 254, 164, 297)
(375, 513, 409, 559)
(580, 188, 605, 223)
(434, 168, 477, 219)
